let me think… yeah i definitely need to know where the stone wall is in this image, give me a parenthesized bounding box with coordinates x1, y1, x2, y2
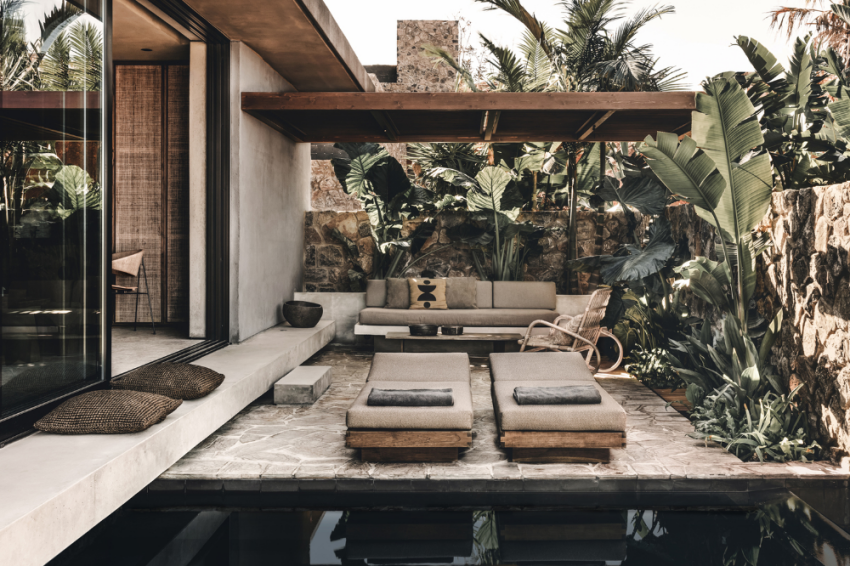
(379, 20, 459, 93)
(310, 20, 458, 211)
(759, 184, 850, 463)
(303, 210, 636, 294)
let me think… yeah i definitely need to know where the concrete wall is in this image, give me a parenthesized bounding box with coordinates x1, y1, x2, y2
(230, 42, 311, 342)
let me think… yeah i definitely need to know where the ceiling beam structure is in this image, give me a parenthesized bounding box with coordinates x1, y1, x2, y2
(241, 91, 698, 143)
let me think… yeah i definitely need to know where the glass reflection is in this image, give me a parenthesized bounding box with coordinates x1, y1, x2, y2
(1, 0, 104, 418)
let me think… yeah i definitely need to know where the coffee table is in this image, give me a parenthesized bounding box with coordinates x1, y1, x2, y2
(383, 332, 524, 354)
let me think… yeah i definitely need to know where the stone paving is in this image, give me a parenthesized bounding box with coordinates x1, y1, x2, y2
(160, 348, 849, 487)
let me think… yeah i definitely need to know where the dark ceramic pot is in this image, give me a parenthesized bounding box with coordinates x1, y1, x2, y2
(409, 324, 439, 337)
(441, 326, 464, 336)
(283, 300, 323, 328)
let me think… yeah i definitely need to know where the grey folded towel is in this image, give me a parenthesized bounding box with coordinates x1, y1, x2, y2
(513, 385, 602, 405)
(367, 388, 454, 407)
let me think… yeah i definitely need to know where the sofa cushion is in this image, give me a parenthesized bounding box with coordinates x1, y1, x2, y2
(493, 380, 626, 431)
(365, 280, 386, 307)
(385, 278, 410, 309)
(368, 353, 470, 383)
(490, 352, 593, 382)
(409, 277, 447, 310)
(446, 277, 477, 309)
(359, 308, 558, 327)
(493, 281, 556, 309)
(477, 281, 493, 309)
(347, 381, 473, 430)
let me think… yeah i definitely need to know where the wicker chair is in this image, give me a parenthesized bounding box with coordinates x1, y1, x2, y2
(518, 287, 624, 373)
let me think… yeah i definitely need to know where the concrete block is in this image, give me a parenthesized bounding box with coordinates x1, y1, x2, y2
(274, 366, 332, 405)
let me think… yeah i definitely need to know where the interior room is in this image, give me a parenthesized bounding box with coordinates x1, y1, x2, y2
(109, 0, 201, 374)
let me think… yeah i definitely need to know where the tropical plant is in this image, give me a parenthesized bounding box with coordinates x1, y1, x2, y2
(769, 1, 850, 60)
(625, 346, 682, 389)
(734, 34, 850, 190)
(424, 0, 685, 290)
(331, 143, 442, 282)
(436, 165, 545, 281)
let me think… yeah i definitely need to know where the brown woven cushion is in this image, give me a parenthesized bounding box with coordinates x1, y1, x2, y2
(34, 390, 182, 434)
(111, 362, 225, 400)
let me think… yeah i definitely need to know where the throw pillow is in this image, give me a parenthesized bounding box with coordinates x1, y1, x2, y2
(553, 314, 584, 347)
(446, 277, 478, 309)
(385, 278, 410, 309)
(408, 277, 448, 310)
(34, 390, 182, 434)
(112, 362, 225, 400)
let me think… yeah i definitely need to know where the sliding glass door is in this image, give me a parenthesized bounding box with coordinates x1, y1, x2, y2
(0, 0, 106, 431)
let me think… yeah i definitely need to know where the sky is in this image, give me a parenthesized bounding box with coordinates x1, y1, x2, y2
(323, 0, 812, 90)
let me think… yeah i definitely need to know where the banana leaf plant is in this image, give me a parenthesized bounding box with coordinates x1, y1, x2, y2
(331, 143, 436, 279)
(735, 34, 850, 189)
(434, 165, 544, 281)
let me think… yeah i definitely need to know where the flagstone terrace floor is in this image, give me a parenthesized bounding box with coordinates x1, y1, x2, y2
(145, 348, 850, 516)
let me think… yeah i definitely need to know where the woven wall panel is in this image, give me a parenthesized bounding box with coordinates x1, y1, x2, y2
(114, 65, 163, 323)
(166, 65, 190, 322)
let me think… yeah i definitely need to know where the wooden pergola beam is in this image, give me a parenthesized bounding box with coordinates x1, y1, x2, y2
(242, 91, 697, 112)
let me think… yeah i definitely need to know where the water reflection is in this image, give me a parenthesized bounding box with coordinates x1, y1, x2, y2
(49, 495, 850, 566)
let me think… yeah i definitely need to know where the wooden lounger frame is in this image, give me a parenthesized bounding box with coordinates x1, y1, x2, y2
(346, 430, 472, 462)
(498, 430, 626, 463)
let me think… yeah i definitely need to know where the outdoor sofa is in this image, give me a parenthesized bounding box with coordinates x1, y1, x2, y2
(357, 278, 591, 335)
(490, 352, 627, 463)
(345, 352, 473, 462)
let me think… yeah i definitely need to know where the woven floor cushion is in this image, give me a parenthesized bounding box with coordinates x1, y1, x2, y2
(111, 362, 224, 400)
(34, 390, 182, 434)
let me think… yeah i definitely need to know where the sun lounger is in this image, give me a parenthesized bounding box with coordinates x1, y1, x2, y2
(489, 352, 627, 463)
(346, 353, 474, 462)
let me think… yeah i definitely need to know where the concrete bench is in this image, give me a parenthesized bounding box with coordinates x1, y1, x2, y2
(273, 366, 332, 405)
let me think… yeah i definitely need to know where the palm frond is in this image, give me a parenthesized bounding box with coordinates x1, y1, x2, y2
(475, 0, 553, 57)
(609, 5, 675, 58)
(422, 43, 479, 91)
(480, 33, 527, 92)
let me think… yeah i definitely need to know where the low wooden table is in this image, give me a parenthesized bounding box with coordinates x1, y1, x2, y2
(383, 332, 523, 354)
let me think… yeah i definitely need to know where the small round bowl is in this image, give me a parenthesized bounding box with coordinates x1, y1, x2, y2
(441, 326, 464, 336)
(283, 300, 323, 328)
(409, 324, 439, 337)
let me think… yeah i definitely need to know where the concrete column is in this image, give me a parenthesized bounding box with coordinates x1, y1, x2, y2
(189, 41, 207, 338)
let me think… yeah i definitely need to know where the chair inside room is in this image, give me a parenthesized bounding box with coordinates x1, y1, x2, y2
(111, 250, 156, 334)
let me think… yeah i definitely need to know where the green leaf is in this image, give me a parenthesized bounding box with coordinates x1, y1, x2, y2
(759, 310, 783, 366)
(735, 36, 786, 87)
(596, 175, 668, 216)
(468, 167, 514, 213)
(51, 165, 98, 211)
(569, 217, 675, 285)
(692, 77, 773, 244)
(785, 35, 813, 112)
(639, 133, 726, 221)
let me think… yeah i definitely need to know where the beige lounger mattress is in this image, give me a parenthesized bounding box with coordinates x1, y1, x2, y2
(489, 352, 594, 382)
(493, 380, 626, 432)
(347, 381, 473, 430)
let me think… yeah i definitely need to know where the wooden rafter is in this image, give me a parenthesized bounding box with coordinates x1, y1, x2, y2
(240, 91, 698, 143)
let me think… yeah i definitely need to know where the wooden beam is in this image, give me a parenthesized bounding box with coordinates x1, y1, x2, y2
(577, 110, 615, 141)
(483, 110, 501, 141)
(479, 110, 488, 134)
(360, 447, 459, 463)
(500, 431, 625, 449)
(510, 447, 610, 463)
(370, 110, 399, 141)
(241, 91, 699, 112)
(346, 430, 472, 448)
(243, 110, 306, 142)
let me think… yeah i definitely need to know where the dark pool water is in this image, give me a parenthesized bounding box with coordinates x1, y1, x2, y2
(49, 494, 850, 566)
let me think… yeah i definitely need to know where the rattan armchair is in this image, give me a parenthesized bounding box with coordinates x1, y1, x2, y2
(518, 287, 624, 373)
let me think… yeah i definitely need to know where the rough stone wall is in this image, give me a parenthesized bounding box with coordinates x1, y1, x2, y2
(380, 20, 459, 93)
(303, 210, 634, 294)
(759, 184, 850, 463)
(310, 21, 458, 210)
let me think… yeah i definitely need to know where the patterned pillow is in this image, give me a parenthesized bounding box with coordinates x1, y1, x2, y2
(408, 277, 448, 310)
